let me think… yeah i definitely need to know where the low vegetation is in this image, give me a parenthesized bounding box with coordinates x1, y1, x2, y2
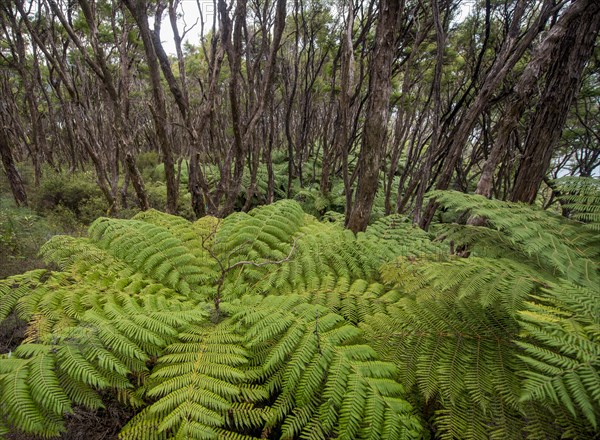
(0, 180, 598, 439)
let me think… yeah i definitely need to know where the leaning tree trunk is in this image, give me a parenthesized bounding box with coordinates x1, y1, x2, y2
(125, 153, 150, 211)
(511, 0, 600, 203)
(418, 0, 557, 228)
(123, 0, 178, 214)
(477, 0, 600, 199)
(346, 0, 401, 233)
(0, 127, 27, 207)
(413, 0, 445, 226)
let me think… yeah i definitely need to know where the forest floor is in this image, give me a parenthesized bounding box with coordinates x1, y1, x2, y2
(4, 403, 132, 440)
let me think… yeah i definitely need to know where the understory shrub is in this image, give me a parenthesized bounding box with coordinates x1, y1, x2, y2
(32, 171, 106, 228)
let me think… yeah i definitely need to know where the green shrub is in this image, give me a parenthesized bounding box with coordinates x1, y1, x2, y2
(145, 182, 168, 210)
(150, 160, 189, 184)
(294, 185, 345, 217)
(145, 182, 195, 219)
(32, 171, 105, 221)
(78, 195, 112, 225)
(135, 151, 160, 175)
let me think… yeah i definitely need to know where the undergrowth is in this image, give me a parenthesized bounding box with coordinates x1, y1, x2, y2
(0, 179, 598, 439)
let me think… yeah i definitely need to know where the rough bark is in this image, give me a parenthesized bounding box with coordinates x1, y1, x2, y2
(511, 0, 600, 203)
(242, 0, 287, 210)
(476, 0, 599, 199)
(0, 126, 27, 207)
(217, 0, 245, 216)
(413, 0, 445, 226)
(338, 0, 356, 220)
(123, 0, 178, 213)
(125, 153, 150, 211)
(346, 0, 401, 232)
(419, 0, 558, 228)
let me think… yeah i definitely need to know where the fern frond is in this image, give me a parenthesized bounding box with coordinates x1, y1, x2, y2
(216, 200, 304, 263)
(3, 192, 598, 439)
(382, 256, 541, 315)
(0, 269, 48, 322)
(259, 220, 383, 295)
(553, 177, 600, 230)
(362, 255, 529, 438)
(429, 190, 600, 285)
(517, 281, 600, 428)
(121, 324, 248, 439)
(0, 356, 61, 436)
(0, 333, 134, 437)
(230, 295, 422, 439)
(89, 217, 209, 297)
(360, 214, 446, 261)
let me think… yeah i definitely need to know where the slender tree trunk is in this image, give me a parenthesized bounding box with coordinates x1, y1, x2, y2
(346, 0, 401, 232)
(125, 153, 150, 210)
(414, 0, 445, 226)
(265, 102, 276, 204)
(124, 0, 178, 214)
(0, 127, 27, 207)
(242, 0, 286, 210)
(338, 0, 355, 221)
(218, 0, 246, 216)
(319, 55, 339, 195)
(477, 0, 599, 199)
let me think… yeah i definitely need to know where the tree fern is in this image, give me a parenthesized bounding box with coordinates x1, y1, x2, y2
(362, 258, 529, 439)
(553, 176, 600, 230)
(1, 195, 598, 439)
(121, 324, 253, 440)
(428, 190, 600, 284)
(360, 190, 600, 439)
(89, 217, 214, 298)
(0, 337, 128, 436)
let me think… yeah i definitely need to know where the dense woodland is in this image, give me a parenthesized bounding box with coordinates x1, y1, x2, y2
(0, 0, 599, 439)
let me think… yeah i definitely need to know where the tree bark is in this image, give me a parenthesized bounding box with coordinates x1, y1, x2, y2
(511, 0, 600, 203)
(419, 0, 558, 228)
(346, 0, 401, 233)
(413, 0, 445, 226)
(125, 153, 150, 210)
(0, 126, 27, 207)
(338, 0, 356, 220)
(476, 0, 599, 199)
(217, 0, 246, 216)
(123, 0, 178, 214)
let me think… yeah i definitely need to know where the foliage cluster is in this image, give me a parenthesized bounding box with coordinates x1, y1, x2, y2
(0, 181, 598, 439)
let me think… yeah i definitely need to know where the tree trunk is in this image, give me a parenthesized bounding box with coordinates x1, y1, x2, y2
(123, 0, 178, 214)
(346, 0, 401, 233)
(477, 0, 599, 199)
(511, 0, 600, 203)
(218, 0, 246, 216)
(0, 127, 27, 207)
(337, 0, 355, 221)
(125, 153, 150, 211)
(413, 0, 445, 226)
(418, 0, 558, 228)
